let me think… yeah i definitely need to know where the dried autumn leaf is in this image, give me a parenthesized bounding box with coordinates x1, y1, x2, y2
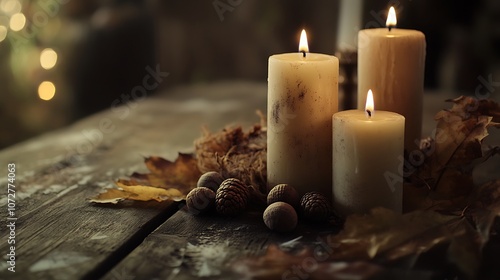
(326, 208, 483, 278)
(89, 184, 184, 204)
(329, 208, 455, 260)
(406, 96, 500, 210)
(90, 153, 200, 203)
(126, 154, 201, 193)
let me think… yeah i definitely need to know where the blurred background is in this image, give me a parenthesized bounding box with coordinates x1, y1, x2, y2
(1, 0, 499, 149)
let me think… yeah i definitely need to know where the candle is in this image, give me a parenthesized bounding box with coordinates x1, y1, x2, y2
(336, 0, 363, 51)
(268, 30, 339, 198)
(357, 6, 425, 152)
(333, 90, 404, 216)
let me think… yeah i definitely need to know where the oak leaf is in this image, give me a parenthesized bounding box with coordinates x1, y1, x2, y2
(328, 208, 482, 278)
(90, 153, 200, 203)
(406, 96, 500, 210)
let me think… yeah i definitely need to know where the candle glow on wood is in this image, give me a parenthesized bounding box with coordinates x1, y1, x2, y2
(386, 6, 397, 29)
(365, 89, 374, 118)
(299, 29, 309, 57)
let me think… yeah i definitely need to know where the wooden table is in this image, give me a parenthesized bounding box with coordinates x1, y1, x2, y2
(1, 82, 499, 280)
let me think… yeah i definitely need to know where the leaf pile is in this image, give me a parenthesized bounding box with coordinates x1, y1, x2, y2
(90, 154, 201, 203)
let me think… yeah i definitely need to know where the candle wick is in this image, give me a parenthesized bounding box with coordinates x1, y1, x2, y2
(388, 26, 393, 32)
(302, 51, 306, 58)
(366, 110, 372, 118)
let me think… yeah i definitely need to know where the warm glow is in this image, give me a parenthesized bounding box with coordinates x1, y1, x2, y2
(299, 29, 309, 53)
(365, 89, 374, 117)
(0, 25, 7, 42)
(9, 12, 25, 31)
(38, 81, 56, 101)
(386, 6, 397, 27)
(40, 48, 58, 69)
(1, 0, 22, 15)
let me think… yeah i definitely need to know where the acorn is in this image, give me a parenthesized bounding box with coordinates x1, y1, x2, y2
(197, 171, 225, 192)
(300, 192, 332, 223)
(215, 178, 249, 216)
(263, 202, 298, 232)
(186, 187, 215, 215)
(267, 184, 300, 208)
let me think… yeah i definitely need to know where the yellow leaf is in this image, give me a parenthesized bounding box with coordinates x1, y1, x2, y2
(90, 184, 184, 204)
(90, 153, 200, 204)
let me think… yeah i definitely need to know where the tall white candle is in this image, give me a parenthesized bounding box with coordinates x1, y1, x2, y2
(336, 0, 363, 51)
(268, 30, 339, 198)
(333, 90, 404, 216)
(357, 7, 425, 152)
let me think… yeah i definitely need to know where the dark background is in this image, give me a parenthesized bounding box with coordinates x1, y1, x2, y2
(1, 0, 499, 149)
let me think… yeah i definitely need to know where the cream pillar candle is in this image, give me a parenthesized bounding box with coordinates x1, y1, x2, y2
(268, 30, 339, 198)
(333, 90, 404, 216)
(357, 7, 425, 152)
(336, 0, 363, 51)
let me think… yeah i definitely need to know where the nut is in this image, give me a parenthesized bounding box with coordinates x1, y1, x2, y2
(267, 184, 300, 208)
(197, 171, 224, 192)
(186, 187, 215, 215)
(300, 192, 332, 223)
(263, 202, 297, 232)
(215, 178, 249, 216)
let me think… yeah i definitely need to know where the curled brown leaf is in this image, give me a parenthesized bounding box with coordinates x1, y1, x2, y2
(406, 96, 500, 210)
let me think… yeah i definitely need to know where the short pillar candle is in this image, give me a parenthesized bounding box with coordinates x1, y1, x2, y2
(332, 90, 404, 216)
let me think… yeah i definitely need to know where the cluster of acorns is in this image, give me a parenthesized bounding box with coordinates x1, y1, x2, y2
(186, 171, 336, 232)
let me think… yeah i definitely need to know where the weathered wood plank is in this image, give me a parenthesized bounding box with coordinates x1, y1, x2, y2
(0, 82, 267, 279)
(103, 207, 336, 280)
(0, 122, 180, 279)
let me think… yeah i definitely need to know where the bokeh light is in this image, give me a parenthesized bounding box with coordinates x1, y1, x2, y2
(9, 12, 25, 31)
(38, 81, 56, 101)
(0, 25, 7, 42)
(40, 48, 58, 69)
(1, 0, 22, 15)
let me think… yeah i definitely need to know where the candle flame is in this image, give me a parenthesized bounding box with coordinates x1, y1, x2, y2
(299, 29, 309, 53)
(365, 89, 374, 118)
(386, 6, 397, 28)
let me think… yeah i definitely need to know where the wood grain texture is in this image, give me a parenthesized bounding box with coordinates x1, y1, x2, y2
(0, 82, 267, 279)
(102, 208, 323, 280)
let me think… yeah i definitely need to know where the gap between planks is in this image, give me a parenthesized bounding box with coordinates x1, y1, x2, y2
(81, 202, 183, 280)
